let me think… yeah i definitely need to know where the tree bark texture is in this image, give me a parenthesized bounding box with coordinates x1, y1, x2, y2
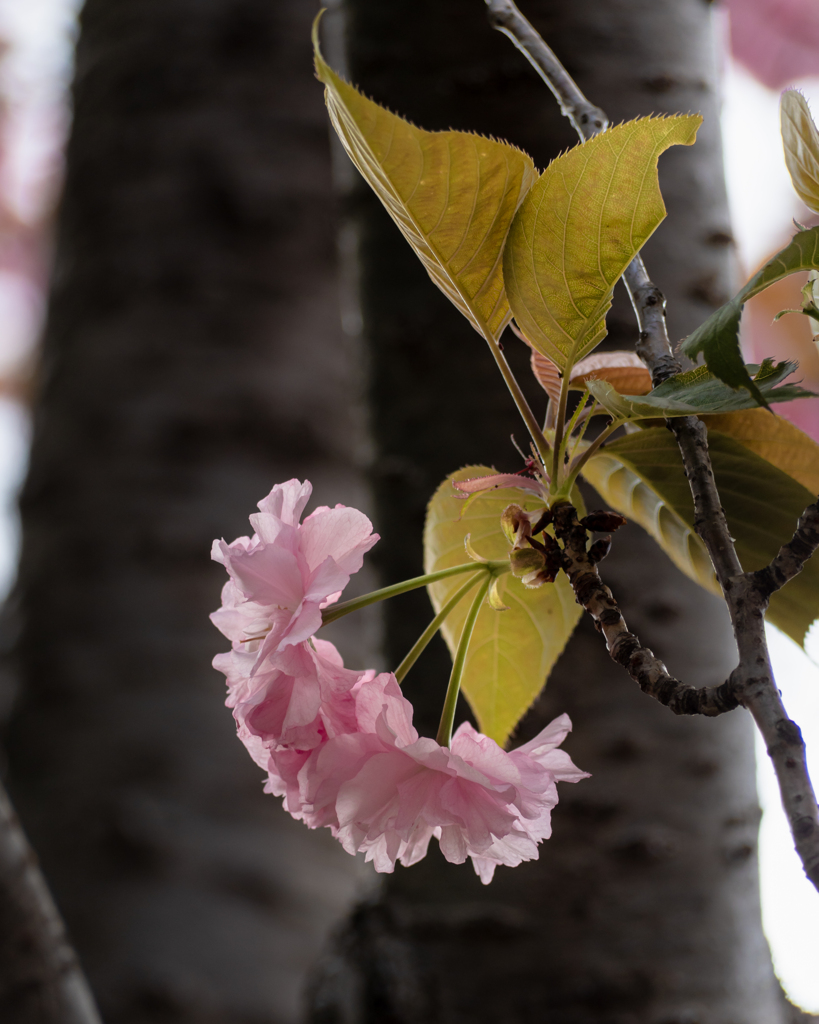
(308, 1, 788, 1022)
(2, 1, 378, 1022)
(0, 780, 102, 1024)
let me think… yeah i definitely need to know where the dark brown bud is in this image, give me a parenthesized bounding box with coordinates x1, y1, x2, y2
(530, 508, 553, 535)
(588, 536, 612, 564)
(529, 532, 559, 554)
(581, 510, 627, 532)
(526, 547, 564, 586)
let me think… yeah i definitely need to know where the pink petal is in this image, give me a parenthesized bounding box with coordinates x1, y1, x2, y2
(352, 673, 418, 746)
(335, 751, 417, 832)
(453, 473, 544, 496)
(225, 541, 304, 608)
(302, 556, 353, 606)
(257, 479, 312, 525)
(299, 506, 379, 575)
(470, 856, 498, 884)
(246, 512, 288, 546)
(398, 823, 436, 867)
(514, 713, 574, 757)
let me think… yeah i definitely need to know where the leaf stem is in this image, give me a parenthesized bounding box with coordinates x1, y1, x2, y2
(563, 390, 590, 447)
(567, 399, 599, 461)
(436, 574, 493, 747)
(564, 417, 623, 491)
(550, 367, 572, 492)
(484, 331, 551, 466)
(394, 572, 484, 684)
(321, 561, 505, 625)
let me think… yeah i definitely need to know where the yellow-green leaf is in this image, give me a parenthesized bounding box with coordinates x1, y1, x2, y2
(424, 466, 582, 746)
(781, 89, 819, 214)
(313, 20, 536, 342)
(581, 428, 819, 646)
(700, 408, 819, 495)
(503, 115, 701, 371)
(580, 441, 717, 596)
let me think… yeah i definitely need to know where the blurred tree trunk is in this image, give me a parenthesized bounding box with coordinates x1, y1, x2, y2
(308, 1, 798, 1022)
(2, 1, 378, 1022)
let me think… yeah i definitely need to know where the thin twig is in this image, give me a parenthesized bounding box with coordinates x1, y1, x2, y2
(487, 0, 819, 891)
(485, 331, 552, 466)
(752, 499, 819, 597)
(485, 0, 607, 140)
(566, 416, 621, 488)
(552, 503, 740, 716)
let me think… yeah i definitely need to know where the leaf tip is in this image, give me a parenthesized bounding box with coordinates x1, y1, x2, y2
(488, 578, 510, 612)
(312, 9, 326, 64)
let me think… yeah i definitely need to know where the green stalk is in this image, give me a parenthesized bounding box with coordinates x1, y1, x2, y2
(435, 573, 492, 747)
(394, 571, 484, 684)
(567, 399, 598, 459)
(321, 560, 506, 626)
(563, 391, 590, 448)
(564, 417, 623, 492)
(550, 366, 572, 492)
(484, 332, 551, 466)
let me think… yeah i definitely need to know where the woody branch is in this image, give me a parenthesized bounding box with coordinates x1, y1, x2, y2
(486, 0, 819, 891)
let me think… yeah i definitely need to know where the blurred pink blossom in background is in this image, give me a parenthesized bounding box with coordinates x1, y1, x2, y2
(726, 0, 819, 89)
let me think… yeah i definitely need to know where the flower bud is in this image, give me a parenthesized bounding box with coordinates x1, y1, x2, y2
(501, 504, 530, 547)
(530, 508, 553, 535)
(581, 510, 627, 532)
(510, 546, 546, 578)
(588, 536, 612, 564)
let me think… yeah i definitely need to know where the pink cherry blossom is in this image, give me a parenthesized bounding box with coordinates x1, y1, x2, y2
(231, 639, 370, 753)
(210, 479, 378, 665)
(286, 673, 588, 883)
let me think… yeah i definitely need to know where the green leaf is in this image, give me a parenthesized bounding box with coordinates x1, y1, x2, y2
(503, 115, 701, 371)
(781, 89, 819, 215)
(424, 466, 583, 746)
(313, 19, 536, 342)
(586, 360, 814, 420)
(681, 225, 819, 403)
(581, 428, 819, 646)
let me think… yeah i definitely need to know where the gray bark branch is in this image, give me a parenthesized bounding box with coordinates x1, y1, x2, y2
(754, 498, 819, 597)
(0, 781, 102, 1024)
(485, 0, 607, 138)
(552, 503, 740, 716)
(487, 0, 819, 892)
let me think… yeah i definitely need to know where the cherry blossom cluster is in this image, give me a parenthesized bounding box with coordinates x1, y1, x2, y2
(211, 479, 588, 883)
